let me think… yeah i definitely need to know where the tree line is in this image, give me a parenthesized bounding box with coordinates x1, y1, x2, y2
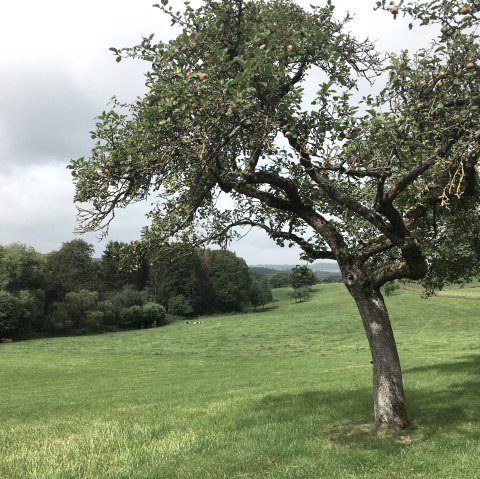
(0, 240, 274, 340)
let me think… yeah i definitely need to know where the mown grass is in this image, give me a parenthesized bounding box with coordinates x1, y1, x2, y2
(1, 284, 479, 478)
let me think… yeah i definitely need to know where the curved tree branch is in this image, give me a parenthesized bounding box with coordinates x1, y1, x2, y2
(287, 136, 395, 236)
(385, 128, 463, 202)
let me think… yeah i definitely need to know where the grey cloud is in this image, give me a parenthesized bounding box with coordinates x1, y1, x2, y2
(0, 65, 97, 170)
(0, 162, 151, 256)
(226, 228, 303, 266)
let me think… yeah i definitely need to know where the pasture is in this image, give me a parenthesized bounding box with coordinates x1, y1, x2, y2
(1, 284, 479, 478)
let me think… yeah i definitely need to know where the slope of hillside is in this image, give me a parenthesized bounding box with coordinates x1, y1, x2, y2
(0, 285, 478, 479)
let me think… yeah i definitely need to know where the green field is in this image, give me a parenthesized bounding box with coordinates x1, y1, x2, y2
(1, 284, 479, 478)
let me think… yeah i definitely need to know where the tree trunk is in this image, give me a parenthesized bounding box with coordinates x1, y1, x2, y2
(347, 282, 409, 429)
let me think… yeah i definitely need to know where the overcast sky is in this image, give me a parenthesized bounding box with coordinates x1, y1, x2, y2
(0, 1, 432, 264)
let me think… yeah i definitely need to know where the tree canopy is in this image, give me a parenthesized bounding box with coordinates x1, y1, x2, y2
(46, 239, 97, 298)
(71, 0, 479, 293)
(70, 0, 480, 428)
(290, 265, 317, 290)
(0, 243, 46, 292)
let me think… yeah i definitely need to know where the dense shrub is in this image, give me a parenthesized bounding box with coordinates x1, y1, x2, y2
(268, 271, 291, 288)
(83, 310, 105, 331)
(288, 287, 311, 303)
(249, 278, 273, 310)
(168, 294, 194, 317)
(96, 300, 117, 327)
(119, 305, 143, 328)
(13, 289, 46, 338)
(0, 291, 20, 337)
(44, 302, 73, 334)
(64, 290, 99, 329)
(108, 286, 150, 311)
(142, 302, 167, 326)
(119, 302, 166, 328)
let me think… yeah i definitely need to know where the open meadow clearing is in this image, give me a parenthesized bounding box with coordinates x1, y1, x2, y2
(1, 284, 479, 478)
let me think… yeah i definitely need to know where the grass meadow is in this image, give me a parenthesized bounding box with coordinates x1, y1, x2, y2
(1, 284, 479, 478)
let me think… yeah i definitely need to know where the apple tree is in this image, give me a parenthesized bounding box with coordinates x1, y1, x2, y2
(70, 0, 480, 428)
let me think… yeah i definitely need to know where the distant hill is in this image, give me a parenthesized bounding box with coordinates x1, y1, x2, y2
(249, 262, 340, 278)
(310, 263, 340, 272)
(250, 262, 340, 273)
(248, 266, 280, 277)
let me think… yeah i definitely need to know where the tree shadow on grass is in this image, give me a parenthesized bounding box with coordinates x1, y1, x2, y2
(404, 353, 480, 376)
(248, 355, 480, 447)
(249, 304, 280, 314)
(404, 354, 480, 434)
(252, 388, 377, 444)
(252, 388, 422, 449)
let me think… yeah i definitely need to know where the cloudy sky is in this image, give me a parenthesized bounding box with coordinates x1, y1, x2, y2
(0, 1, 432, 264)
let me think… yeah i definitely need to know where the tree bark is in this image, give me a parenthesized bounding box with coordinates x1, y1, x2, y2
(347, 279, 409, 429)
